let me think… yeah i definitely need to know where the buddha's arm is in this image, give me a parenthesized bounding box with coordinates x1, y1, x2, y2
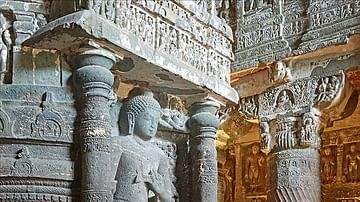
(157, 156, 174, 202)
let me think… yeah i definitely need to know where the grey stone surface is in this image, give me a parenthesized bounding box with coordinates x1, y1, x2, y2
(73, 47, 116, 202)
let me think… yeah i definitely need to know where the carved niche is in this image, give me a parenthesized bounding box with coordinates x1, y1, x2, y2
(343, 143, 360, 183)
(242, 143, 267, 194)
(321, 146, 337, 184)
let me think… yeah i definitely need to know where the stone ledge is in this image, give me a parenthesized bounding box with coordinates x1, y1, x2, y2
(24, 10, 239, 104)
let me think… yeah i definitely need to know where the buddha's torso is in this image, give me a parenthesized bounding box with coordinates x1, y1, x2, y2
(114, 135, 164, 202)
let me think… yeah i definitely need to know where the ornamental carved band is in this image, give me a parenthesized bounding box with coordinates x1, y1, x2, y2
(83, 0, 233, 83)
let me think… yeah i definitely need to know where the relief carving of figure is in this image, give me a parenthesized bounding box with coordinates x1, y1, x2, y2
(10, 147, 33, 176)
(90, 0, 104, 15)
(244, 144, 265, 193)
(240, 97, 258, 118)
(114, 88, 176, 202)
(105, 0, 116, 21)
(314, 76, 340, 103)
(300, 116, 319, 148)
(321, 147, 336, 184)
(271, 61, 292, 83)
(344, 144, 360, 182)
(260, 121, 272, 153)
(160, 96, 188, 132)
(276, 90, 293, 111)
(0, 13, 11, 74)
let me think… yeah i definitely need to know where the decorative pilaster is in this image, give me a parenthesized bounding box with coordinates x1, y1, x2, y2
(264, 112, 322, 202)
(239, 70, 355, 202)
(73, 48, 116, 202)
(187, 101, 221, 202)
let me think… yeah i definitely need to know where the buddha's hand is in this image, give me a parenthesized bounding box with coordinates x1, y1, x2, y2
(145, 170, 174, 202)
(145, 169, 165, 194)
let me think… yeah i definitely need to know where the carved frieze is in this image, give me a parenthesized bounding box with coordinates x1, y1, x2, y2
(82, 0, 233, 83)
(256, 71, 343, 116)
(12, 92, 71, 142)
(232, 0, 360, 70)
(0, 146, 74, 180)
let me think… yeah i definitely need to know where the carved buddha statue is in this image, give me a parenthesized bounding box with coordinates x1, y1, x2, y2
(114, 88, 175, 202)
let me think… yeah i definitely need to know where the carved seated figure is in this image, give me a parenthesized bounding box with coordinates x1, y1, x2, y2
(114, 88, 175, 202)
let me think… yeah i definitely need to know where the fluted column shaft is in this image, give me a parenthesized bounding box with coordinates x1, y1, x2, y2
(187, 101, 220, 202)
(73, 48, 116, 202)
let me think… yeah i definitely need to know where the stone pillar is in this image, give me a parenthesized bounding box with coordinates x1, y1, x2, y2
(264, 113, 322, 202)
(187, 101, 220, 202)
(236, 70, 355, 202)
(73, 48, 116, 202)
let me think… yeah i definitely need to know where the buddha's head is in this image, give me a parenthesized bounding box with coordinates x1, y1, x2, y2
(119, 88, 161, 140)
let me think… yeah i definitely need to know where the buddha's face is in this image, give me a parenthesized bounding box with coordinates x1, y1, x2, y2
(133, 108, 160, 141)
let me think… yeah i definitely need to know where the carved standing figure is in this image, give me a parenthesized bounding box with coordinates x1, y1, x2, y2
(245, 144, 265, 192)
(315, 77, 329, 102)
(114, 88, 175, 202)
(260, 121, 272, 153)
(345, 144, 360, 182)
(300, 117, 319, 148)
(0, 13, 11, 74)
(321, 147, 335, 183)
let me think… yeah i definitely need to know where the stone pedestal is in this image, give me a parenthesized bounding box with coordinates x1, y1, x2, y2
(187, 101, 220, 202)
(73, 48, 116, 202)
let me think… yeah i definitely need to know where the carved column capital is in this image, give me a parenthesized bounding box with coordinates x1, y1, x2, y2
(238, 71, 355, 202)
(187, 100, 221, 202)
(187, 101, 221, 136)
